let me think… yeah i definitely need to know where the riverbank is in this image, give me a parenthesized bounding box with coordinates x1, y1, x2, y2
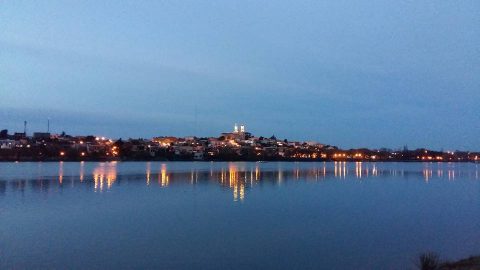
(0, 157, 479, 163)
(418, 254, 480, 270)
(439, 256, 480, 270)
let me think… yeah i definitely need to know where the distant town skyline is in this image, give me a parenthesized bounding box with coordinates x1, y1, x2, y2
(1, 1, 479, 151)
(0, 120, 478, 153)
(2, 122, 478, 162)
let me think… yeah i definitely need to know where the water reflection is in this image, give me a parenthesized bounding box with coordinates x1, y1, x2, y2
(79, 161, 85, 182)
(372, 164, 378, 177)
(228, 164, 244, 201)
(93, 162, 118, 191)
(423, 168, 433, 182)
(58, 161, 64, 184)
(448, 170, 455, 181)
(0, 162, 478, 201)
(159, 163, 169, 187)
(146, 162, 151, 185)
(355, 162, 362, 179)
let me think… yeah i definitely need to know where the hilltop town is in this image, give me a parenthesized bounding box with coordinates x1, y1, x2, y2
(0, 124, 478, 162)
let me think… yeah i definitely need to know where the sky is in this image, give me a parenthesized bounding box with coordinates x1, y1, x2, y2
(1, 1, 479, 150)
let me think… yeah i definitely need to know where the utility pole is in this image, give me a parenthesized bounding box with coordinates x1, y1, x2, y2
(194, 105, 198, 136)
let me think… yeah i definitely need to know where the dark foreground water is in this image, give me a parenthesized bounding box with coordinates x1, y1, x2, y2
(0, 161, 479, 269)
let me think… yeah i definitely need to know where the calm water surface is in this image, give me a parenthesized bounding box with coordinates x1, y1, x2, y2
(0, 161, 479, 269)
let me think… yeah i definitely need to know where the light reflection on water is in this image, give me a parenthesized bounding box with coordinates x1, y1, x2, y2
(0, 161, 478, 201)
(93, 161, 118, 191)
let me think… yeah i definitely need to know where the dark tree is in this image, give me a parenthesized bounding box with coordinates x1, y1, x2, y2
(0, 129, 8, 139)
(114, 138, 124, 147)
(417, 252, 440, 270)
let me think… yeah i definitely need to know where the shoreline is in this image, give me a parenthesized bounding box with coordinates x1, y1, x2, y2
(417, 254, 480, 270)
(0, 159, 479, 163)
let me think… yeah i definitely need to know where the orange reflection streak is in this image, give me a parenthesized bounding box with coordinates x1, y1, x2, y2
(221, 168, 225, 184)
(229, 164, 237, 199)
(278, 167, 283, 183)
(355, 162, 363, 179)
(437, 169, 443, 178)
(228, 164, 244, 202)
(190, 169, 198, 184)
(229, 164, 237, 189)
(423, 168, 432, 182)
(334, 161, 347, 179)
(106, 162, 117, 189)
(447, 170, 455, 181)
(79, 161, 85, 182)
(93, 162, 117, 191)
(146, 162, 151, 185)
(160, 164, 169, 187)
(334, 161, 338, 178)
(372, 164, 378, 177)
(58, 162, 64, 184)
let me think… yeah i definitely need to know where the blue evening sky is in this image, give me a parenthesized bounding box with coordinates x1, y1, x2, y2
(1, 1, 479, 150)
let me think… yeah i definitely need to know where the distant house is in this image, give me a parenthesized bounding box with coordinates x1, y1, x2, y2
(184, 136, 197, 141)
(208, 138, 223, 147)
(14, 132, 26, 140)
(0, 139, 16, 149)
(153, 136, 178, 146)
(193, 152, 204, 160)
(33, 132, 51, 140)
(173, 145, 194, 155)
(305, 141, 323, 147)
